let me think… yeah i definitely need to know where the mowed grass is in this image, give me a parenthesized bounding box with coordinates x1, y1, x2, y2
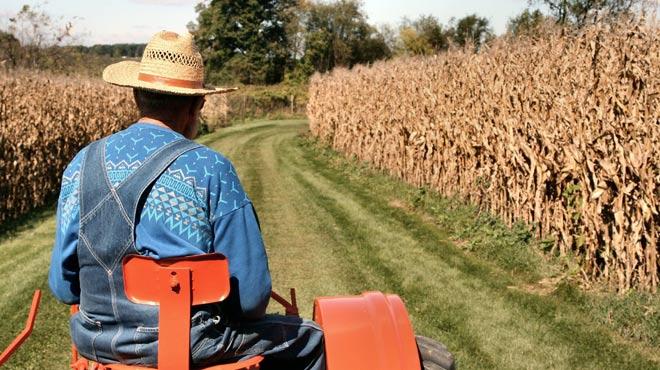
(0, 119, 658, 369)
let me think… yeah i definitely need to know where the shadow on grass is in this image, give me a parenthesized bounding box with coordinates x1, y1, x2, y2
(0, 201, 57, 244)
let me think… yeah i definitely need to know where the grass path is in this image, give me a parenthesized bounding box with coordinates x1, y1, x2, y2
(0, 119, 658, 369)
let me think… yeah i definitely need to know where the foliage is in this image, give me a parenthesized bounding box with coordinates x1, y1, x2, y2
(191, 0, 297, 85)
(531, 0, 645, 26)
(0, 31, 21, 67)
(450, 14, 494, 49)
(307, 20, 660, 292)
(225, 83, 308, 121)
(297, 0, 390, 74)
(4, 4, 75, 69)
(397, 15, 449, 56)
(0, 4, 124, 75)
(507, 9, 549, 36)
(74, 43, 146, 58)
(395, 13, 494, 55)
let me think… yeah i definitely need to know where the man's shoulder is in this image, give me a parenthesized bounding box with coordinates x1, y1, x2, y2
(170, 145, 249, 219)
(173, 144, 235, 174)
(62, 145, 89, 181)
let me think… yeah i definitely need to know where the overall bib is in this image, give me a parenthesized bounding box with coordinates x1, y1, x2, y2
(71, 137, 201, 365)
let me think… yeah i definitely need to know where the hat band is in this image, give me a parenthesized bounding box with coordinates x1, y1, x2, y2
(138, 73, 203, 89)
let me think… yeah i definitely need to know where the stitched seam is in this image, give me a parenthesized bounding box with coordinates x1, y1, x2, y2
(101, 142, 133, 226)
(191, 337, 211, 357)
(79, 192, 113, 225)
(90, 323, 102, 362)
(79, 233, 111, 272)
(133, 329, 142, 358)
(126, 142, 201, 247)
(235, 333, 247, 354)
(136, 326, 159, 333)
(79, 145, 87, 222)
(108, 238, 135, 273)
(108, 272, 123, 361)
(239, 319, 323, 330)
(78, 308, 101, 327)
(210, 200, 252, 223)
(110, 187, 133, 225)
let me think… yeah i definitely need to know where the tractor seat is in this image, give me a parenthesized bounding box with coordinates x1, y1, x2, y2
(70, 253, 263, 370)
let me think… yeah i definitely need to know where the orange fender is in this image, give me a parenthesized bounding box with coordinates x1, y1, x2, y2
(313, 291, 420, 370)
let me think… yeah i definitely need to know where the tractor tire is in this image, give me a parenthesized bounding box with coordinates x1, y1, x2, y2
(416, 335, 456, 370)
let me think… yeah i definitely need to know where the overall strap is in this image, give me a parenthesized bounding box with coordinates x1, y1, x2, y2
(79, 137, 202, 225)
(115, 138, 202, 225)
(79, 138, 111, 218)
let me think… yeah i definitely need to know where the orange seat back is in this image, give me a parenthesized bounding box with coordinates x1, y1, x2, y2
(122, 253, 230, 370)
(123, 253, 230, 305)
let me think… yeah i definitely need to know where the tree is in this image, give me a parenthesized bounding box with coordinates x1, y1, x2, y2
(300, 0, 390, 74)
(0, 31, 21, 67)
(411, 15, 449, 52)
(191, 0, 297, 85)
(4, 3, 76, 69)
(398, 27, 433, 55)
(531, 0, 644, 27)
(396, 15, 449, 56)
(507, 9, 548, 36)
(450, 14, 493, 49)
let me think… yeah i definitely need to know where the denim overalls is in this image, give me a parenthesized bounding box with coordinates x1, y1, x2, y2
(71, 134, 326, 369)
(71, 137, 201, 365)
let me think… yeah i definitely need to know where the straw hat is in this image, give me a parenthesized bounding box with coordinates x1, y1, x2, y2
(103, 31, 235, 96)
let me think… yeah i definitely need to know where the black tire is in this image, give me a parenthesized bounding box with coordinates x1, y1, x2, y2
(416, 335, 456, 370)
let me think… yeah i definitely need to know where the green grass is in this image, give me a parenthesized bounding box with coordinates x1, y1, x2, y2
(0, 119, 657, 369)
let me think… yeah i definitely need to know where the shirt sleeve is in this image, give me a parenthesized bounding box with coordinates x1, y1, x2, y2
(48, 153, 84, 305)
(211, 202, 271, 320)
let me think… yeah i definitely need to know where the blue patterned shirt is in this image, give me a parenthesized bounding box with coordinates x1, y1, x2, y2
(49, 122, 271, 319)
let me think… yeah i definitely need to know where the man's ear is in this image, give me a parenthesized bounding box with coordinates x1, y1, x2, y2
(186, 96, 202, 117)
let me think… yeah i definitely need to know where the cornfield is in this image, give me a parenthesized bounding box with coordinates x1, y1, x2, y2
(308, 21, 659, 292)
(0, 70, 231, 224)
(0, 70, 137, 223)
(201, 93, 229, 130)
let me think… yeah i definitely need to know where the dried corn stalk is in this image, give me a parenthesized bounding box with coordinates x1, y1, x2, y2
(0, 70, 138, 223)
(308, 21, 659, 292)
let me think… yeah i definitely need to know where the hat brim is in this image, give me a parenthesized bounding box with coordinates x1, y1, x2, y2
(102, 61, 237, 96)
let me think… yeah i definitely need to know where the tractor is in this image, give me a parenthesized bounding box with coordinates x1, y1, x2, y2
(1, 253, 454, 370)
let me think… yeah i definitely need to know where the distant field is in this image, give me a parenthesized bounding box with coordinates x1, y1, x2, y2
(0, 120, 658, 369)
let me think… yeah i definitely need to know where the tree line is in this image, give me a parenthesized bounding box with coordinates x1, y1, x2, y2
(0, 0, 651, 83)
(190, 0, 498, 84)
(189, 0, 651, 85)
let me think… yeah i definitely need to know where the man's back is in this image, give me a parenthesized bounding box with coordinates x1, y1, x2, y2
(49, 122, 271, 365)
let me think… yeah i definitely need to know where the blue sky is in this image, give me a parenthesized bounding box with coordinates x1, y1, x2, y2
(0, 0, 530, 45)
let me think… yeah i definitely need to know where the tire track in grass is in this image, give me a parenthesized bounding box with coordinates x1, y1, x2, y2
(206, 120, 350, 316)
(288, 131, 658, 370)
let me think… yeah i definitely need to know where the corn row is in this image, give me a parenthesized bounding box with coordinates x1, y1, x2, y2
(0, 71, 137, 223)
(307, 21, 659, 292)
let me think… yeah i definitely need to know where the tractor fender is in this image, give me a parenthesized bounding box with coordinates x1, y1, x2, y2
(313, 291, 421, 370)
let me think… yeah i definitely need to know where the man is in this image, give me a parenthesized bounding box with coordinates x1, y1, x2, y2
(48, 31, 325, 369)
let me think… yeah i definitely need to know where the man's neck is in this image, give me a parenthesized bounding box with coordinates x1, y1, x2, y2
(138, 117, 179, 132)
(137, 115, 195, 139)
(138, 117, 174, 130)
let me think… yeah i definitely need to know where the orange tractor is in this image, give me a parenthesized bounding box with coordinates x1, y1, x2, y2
(1, 254, 454, 370)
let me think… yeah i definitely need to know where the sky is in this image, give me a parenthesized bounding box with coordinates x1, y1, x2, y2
(0, 0, 531, 46)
